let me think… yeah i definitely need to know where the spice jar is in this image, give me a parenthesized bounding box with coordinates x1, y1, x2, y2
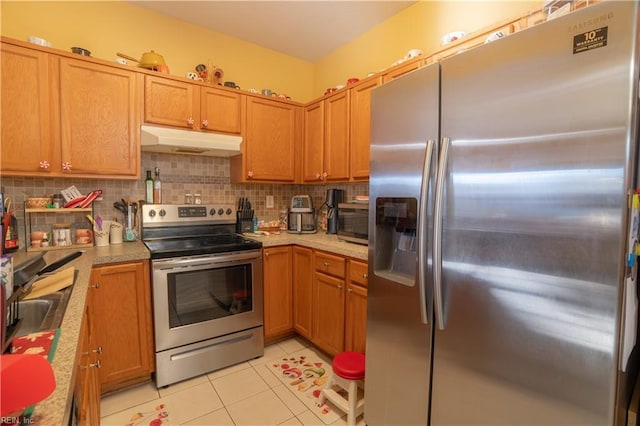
(52, 194, 64, 208)
(194, 193, 202, 205)
(53, 223, 72, 246)
(184, 193, 194, 205)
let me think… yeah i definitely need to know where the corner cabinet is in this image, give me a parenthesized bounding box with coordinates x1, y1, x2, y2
(89, 261, 154, 394)
(0, 39, 141, 179)
(231, 96, 300, 183)
(263, 246, 294, 342)
(144, 75, 242, 134)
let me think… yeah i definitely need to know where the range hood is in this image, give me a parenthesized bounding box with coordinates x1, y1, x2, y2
(140, 125, 242, 157)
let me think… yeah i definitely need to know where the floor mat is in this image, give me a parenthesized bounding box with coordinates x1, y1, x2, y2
(267, 348, 341, 425)
(122, 403, 168, 426)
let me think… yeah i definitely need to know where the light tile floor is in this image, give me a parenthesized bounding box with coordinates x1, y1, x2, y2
(100, 337, 365, 426)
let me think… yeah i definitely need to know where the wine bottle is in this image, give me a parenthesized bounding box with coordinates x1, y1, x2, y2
(153, 167, 162, 204)
(145, 170, 154, 204)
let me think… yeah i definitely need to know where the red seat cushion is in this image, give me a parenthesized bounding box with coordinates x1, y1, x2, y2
(332, 351, 365, 380)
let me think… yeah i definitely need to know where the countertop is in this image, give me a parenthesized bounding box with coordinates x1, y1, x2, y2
(5, 233, 365, 424)
(7, 241, 150, 426)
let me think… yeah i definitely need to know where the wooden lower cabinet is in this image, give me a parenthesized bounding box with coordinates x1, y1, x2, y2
(74, 303, 100, 425)
(263, 246, 294, 342)
(312, 251, 347, 356)
(293, 246, 314, 339)
(89, 261, 154, 394)
(345, 259, 368, 353)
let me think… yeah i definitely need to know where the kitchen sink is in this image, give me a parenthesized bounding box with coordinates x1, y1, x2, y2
(17, 299, 53, 336)
(14, 287, 73, 337)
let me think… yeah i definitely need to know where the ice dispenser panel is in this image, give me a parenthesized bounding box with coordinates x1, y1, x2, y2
(373, 197, 417, 287)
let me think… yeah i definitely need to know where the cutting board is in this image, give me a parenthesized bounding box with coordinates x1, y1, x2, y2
(22, 267, 74, 300)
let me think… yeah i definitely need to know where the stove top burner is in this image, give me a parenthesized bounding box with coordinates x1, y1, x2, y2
(145, 233, 262, 259)
(141, 204, 262, 259)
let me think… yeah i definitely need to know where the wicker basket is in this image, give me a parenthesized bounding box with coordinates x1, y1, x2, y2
(26, 197, 52, 209)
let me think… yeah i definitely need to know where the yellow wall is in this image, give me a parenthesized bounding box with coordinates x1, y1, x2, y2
(313, 1, 540, 96)
(0, 0, 315, 102)
(2, 1, 542, 103)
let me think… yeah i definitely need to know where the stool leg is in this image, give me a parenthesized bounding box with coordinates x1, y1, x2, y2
(347, 379, 358, 426)
(319, 374, 334, 405)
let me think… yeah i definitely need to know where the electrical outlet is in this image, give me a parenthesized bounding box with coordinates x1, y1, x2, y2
(266, 195, 274, 208)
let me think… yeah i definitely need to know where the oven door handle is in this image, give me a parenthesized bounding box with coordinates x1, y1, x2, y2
(153, 250, 262, 270)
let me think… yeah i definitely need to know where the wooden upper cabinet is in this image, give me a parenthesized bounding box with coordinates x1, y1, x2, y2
(59, 58, 141, 178)
(324, 91, 350, 181)
(233, 96, 298, 182)
(382, 58, 423, 83)
(144, 75, 242, 134)
(349, 78, 380, 180)
(1, 43, 57, 175)
(144, 75, 199, 129)
(200, 87, 241, 134)
(302, 101, 324, 182)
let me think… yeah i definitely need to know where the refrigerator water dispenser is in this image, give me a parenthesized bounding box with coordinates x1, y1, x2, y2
(373, 197, 417, 287)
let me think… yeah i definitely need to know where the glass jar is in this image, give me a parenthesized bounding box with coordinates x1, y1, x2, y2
(194, 194, 202, 205)
(52, 223, 72, 246)
(184, 193, 194, 205)
(52, 193, 64, 208)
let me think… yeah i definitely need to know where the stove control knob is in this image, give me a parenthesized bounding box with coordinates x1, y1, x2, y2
(148, 209, 156, 218)
(226, 208, 232, 215)
(159, 209, 166, 217)
(210, 208, 217, 216)
(218, 208, 224, 216)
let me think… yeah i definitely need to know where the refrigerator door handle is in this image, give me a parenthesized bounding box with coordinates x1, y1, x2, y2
(417, 139, 435, 325)
(433, 137, 451, 330)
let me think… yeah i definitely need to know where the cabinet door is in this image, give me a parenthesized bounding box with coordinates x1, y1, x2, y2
(89, 261, 153, 393)
(313, 272, 345, 356)
(59, 58, 141, 178)
(324, 91, 350, 181)
(263, 246, 293, 341)
(350, 78, 379, 180)
(243, 97, 296, 181)
(1, 43, 57, 176)
(302, 101, 324, 182)
(144, 75, 199, 129)
(345, 283, 368, 353)
(293, 246, 314, 339)
(75, 303, 100, 425)
(201, 87, 242, 134)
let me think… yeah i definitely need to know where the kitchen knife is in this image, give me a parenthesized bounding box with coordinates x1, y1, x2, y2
(38, 251, 83, 275)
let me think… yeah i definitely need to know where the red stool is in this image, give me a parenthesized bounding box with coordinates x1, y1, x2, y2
(321, 352, 365, 426)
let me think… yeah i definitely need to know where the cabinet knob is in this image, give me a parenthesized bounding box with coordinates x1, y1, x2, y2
(62, 162, 72, 171)
(187, 117, 195, 126)
(92, 346, 103, 354)
(323, 262, 329, 267)
(90, 283, 100, 289)
(39, 160, 50, 170)
(347, 287, 352, 293)
(322, 171, 328, 180)
(90, 359, 101, 369)
(363, 273, 368, 279)
(247, 171, 254, 179)
(337, 284, 343, 290)
(315, 172, 321, 179)
(202, 119, 209, 128)
(265, 252, 270, 257)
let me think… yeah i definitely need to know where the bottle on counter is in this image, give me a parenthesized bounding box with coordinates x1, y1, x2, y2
(153, 167, 162, 204)
(145, 170, 154, 204)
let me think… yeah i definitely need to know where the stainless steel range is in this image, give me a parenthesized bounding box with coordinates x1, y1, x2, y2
(141, 203, 264, 387)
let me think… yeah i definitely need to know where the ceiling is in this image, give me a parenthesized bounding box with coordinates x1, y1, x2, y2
(128, 1, 416, 63)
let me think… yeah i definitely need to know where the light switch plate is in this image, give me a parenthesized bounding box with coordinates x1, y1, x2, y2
(266, 195, 274, 208)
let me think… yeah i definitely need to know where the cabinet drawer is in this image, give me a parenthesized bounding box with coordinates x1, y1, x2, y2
(314, 251, 346, 279)
(349, 260, 368, 288)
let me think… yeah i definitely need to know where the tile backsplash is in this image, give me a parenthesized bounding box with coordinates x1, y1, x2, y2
(1, 152, 368, 249)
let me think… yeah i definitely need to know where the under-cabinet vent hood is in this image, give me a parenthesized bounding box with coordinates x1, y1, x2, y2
(140, 125, 242, 157)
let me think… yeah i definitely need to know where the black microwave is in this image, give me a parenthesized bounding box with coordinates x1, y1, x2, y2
(337, 203, 369, 245)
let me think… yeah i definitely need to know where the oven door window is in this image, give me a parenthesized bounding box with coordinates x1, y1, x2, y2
(167, 263, 253, 328)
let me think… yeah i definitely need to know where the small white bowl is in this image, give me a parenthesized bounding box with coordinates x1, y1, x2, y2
(27, 36, 52, 47)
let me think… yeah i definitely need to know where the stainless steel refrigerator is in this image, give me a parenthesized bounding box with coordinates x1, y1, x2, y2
(366, 2, 640, 425)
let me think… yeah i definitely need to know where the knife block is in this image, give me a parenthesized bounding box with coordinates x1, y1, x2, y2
(236, 210, 254, 234)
